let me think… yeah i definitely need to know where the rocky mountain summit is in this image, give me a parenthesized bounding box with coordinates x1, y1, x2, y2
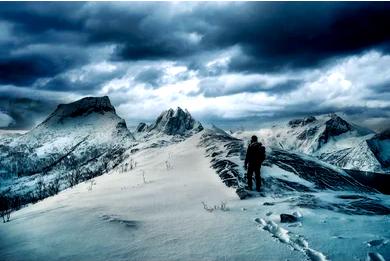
(40, 96, 116, 126)
(136, 107, 203, 136)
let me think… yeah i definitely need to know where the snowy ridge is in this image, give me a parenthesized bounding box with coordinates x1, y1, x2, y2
(1, 129, 389, 261)
(200, 126, 375, 195)
(233, 113, 390, 173)
(1, 120, 390, 261)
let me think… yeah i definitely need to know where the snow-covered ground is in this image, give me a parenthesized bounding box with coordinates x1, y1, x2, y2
(1, 133, 389, 261)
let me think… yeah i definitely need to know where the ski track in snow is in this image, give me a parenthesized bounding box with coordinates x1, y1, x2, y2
(254, 217, 329, 261)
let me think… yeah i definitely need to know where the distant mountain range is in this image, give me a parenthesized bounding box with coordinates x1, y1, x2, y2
(0, 96, 389, 211)
(235, 114, 389, 173)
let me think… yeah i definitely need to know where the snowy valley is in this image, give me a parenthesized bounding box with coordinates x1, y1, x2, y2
(1, 96, 389, 261)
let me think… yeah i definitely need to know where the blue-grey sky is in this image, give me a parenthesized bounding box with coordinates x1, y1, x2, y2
(0, 2, 389, 130)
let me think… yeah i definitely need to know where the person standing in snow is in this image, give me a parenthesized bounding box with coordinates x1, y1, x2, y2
(244, 135, 266, 192)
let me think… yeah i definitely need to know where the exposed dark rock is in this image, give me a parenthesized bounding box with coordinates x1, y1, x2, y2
(318, 114, 352, 146)
(136, 122, 148, 132)
(280, 213, 298, 223)
(147, 107, 203, 135)
(296, 194, 390, 215)
(345, 169, 390, 194)
(288, 116, 317, 128)
(297, 126, 318, 140)
(268, 148, 373, 192)
(41, 96, 115, 126)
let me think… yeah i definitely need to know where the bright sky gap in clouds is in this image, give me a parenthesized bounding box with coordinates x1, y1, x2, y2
(0, 2, 389, 130)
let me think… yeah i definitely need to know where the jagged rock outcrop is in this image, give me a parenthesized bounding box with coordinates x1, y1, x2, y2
(136, 122, 148, 132)
(288, 116, 317, 128)
(318, 114, 352, 146)
(140, 107, 203, 136)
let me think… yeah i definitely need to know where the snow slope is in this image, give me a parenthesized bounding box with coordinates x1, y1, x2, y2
(1, 132, 389, 261)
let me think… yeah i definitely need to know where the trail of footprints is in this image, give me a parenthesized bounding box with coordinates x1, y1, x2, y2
(254, 217, 329, 261)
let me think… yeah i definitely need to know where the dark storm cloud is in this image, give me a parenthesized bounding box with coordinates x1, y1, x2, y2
(0, 50, 87, 86)
(91, 2, 390, 72)
(0, 2, 84, 35)
(193, 76, 302, 97)
(134, 68, 164, 88)
(36, 65, 127, 93)
(0, 96, 57, 129)
(0, 2, 389, 129)
(371, 81, 390, 94)
(1, 2, 390, 87)
(210, 2, 390, 72)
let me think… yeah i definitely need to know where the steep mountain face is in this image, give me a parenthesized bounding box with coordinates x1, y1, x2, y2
(367, 129, 390, 169)
(0, 96, 135, 204)
(274, 114, 373, 154)
(136, 122, 148, 132)
(317, 114, 353, 147)
(318, 140, 384, 172)
(137, 107, 203, 136)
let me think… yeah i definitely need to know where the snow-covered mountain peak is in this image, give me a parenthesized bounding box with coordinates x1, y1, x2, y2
(232, 113, 389, 172)
(40, 96, 116, 127)
(141, 107, 203, 136)
(0, 96, 134, 180)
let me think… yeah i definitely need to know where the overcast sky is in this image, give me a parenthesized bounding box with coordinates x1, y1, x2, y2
(0, 2, 389, 130)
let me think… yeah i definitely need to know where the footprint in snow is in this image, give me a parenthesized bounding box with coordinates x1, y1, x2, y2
(254, 217, 328, 261)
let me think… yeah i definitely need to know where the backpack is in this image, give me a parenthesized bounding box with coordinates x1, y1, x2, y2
(259, 145, 266, 163)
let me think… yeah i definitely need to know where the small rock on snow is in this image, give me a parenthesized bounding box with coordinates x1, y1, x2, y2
(280, 213, 299, 223)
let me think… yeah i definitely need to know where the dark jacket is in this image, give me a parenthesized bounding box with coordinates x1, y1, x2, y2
(245, 142, 266, 167)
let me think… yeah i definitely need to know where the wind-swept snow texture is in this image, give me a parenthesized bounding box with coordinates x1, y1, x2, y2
(1, 133, 389, 261)
(0, 134, 307, 261)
